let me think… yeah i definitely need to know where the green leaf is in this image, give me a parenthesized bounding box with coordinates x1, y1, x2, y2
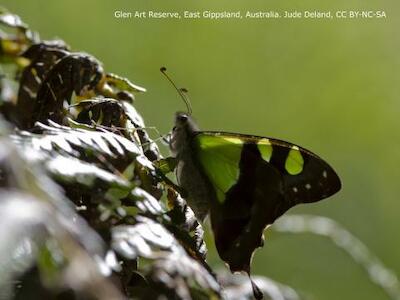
(154, 157, 177, 174)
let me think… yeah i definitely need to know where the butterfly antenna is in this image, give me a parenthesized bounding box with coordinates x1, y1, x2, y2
(160, 67, 192, 115)
(179, 88, 193, 115)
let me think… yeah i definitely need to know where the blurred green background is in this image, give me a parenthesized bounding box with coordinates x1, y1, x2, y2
(3, 0, 399, 299)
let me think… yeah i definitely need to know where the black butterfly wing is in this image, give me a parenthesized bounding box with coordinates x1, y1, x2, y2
(192, 132, 341, 272)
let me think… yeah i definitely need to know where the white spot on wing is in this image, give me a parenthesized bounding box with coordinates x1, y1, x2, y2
(323, 170, 328, 178)
(293, 187, 298, 193)
(305, 183, 312, 190)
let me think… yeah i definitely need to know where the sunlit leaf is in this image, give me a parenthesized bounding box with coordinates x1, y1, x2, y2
(112, 216, 221, 300)
(13, 120, 142, 158)
(47, 155, 131, 189)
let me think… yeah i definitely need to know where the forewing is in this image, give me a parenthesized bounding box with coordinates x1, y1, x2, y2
(194, 132, 341, 206)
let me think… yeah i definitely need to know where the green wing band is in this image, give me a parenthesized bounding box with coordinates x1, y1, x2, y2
(194, 134, 243, 203)
(285, 146, 304, 175)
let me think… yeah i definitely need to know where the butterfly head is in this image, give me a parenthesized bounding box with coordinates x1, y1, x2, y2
(170, 112, 199, 156)
(160, 67, 198, 155)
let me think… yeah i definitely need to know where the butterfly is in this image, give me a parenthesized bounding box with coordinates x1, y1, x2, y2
(162, 68, 341, 299)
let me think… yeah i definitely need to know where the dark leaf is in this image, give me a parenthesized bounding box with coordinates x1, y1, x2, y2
(166, 189, 207, 261)
(33, 53, 103, 125)
(70, 98, 161, 161)
(75, 98, 128, 128)
(15, 41, 69, 128)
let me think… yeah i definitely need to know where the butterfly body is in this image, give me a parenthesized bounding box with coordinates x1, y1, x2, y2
(170, 112, 213, 221)
(170, 111, 341, 278)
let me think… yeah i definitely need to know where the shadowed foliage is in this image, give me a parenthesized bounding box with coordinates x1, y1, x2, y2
(0, 8, 304, 300)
